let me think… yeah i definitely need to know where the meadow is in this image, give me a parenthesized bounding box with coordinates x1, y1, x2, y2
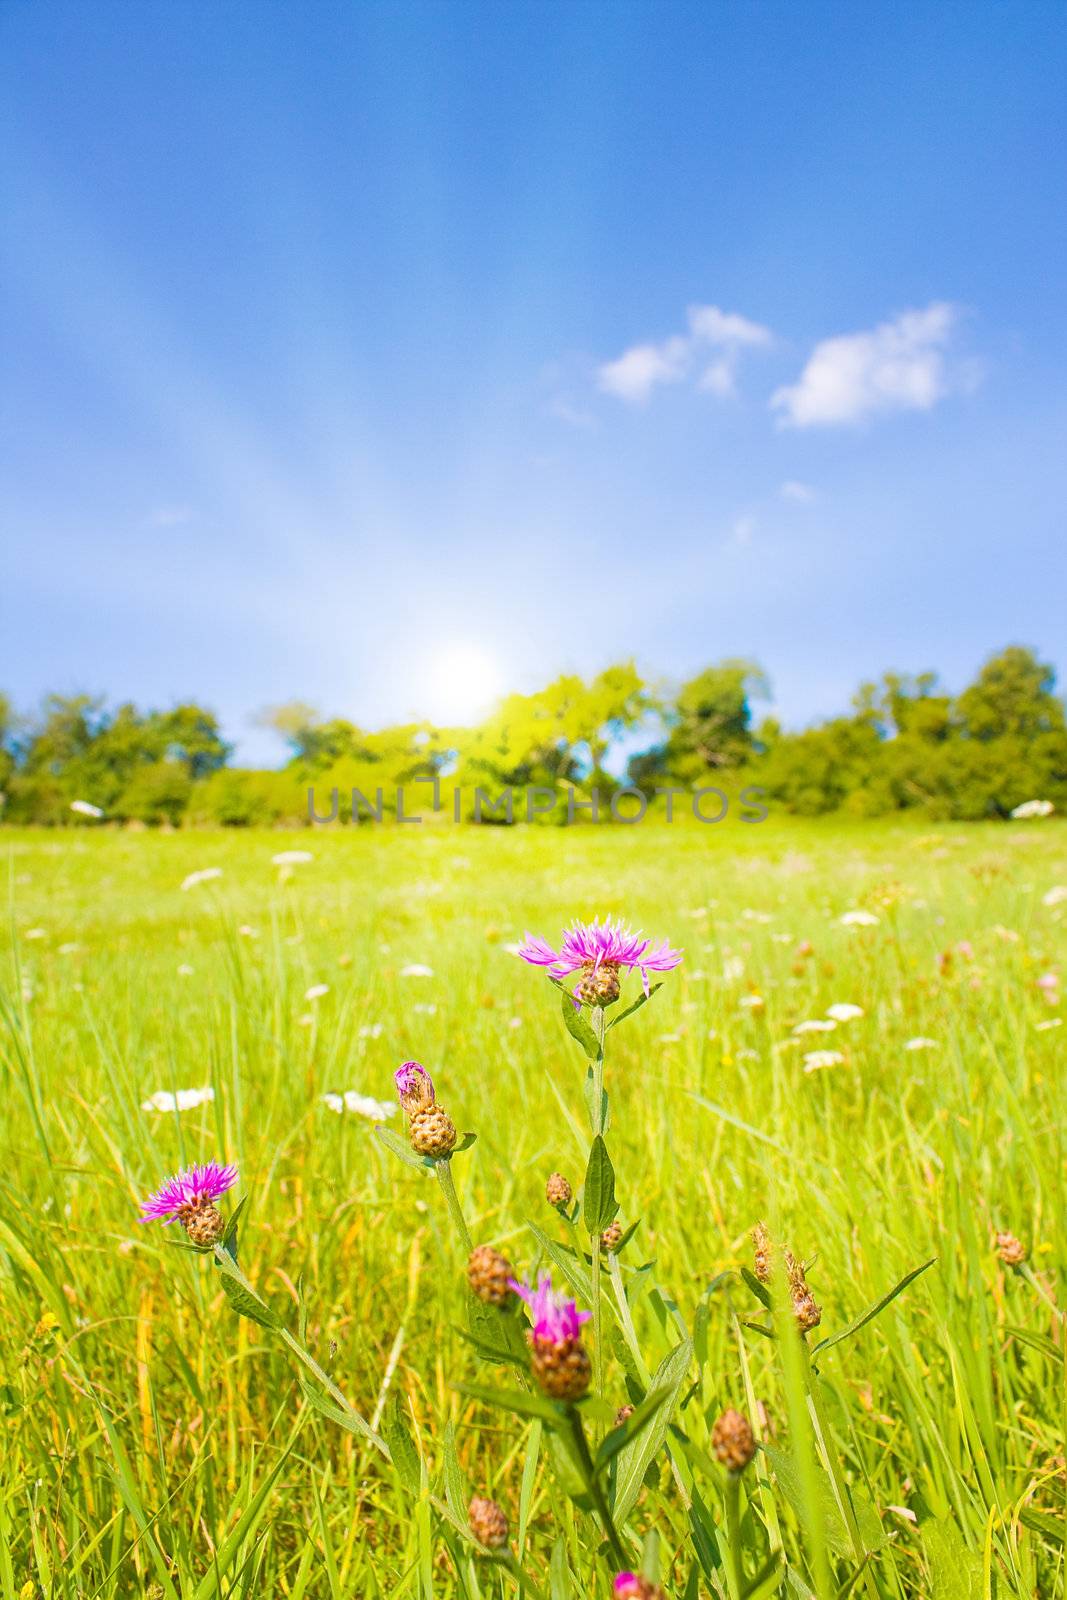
(0, 817, 1064, 1599)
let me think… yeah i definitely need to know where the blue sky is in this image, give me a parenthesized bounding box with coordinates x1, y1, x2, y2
(3, 1, 1065, 764)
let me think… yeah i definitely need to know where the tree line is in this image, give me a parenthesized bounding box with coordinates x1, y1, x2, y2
(1, 645, 1064, 826)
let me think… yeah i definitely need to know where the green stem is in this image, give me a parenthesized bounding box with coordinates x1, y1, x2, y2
(591, 1235, 604, 1399)
(1020, 1262, 1064, 1321)
(212, 1244, 389, 1459)
(802, 1345, 879, 1600)
(608, 1253, 651, 1385)
(723, 1471, 744, 1600)
(566, 1406, 629, 1570)
(435, 1157, 473, 1252)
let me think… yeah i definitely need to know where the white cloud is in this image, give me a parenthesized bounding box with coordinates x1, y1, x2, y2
(598, 304, 771, 404)
(730, 514, 756, 546)
(597, 335, 690, 403)
(772, 302, 962, 428)
(779, 479, 816, 503)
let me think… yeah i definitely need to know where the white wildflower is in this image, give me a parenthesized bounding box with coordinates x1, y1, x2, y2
(723, 956, 745, 981)
(400, 964, 434, 978)
(177, 964, 194, 977)
(803, 1049, 845, 1072)
(141, 1086, 215, 1113)
(24, 928, 46, 940)
(508, 1017, 522, 1029)
(1035, 1018, 1062, 1031)
(503, 942, 523, 956)
(793, 1018, 837, 1035)
(739, 994, 764, 1010)
(57, 942, 80, 955)
(826, 1002, 864, 1022)
(840, 910, 879, 927)
(905, 1036, 937, 1051)
(272, 850, 313, 865)
(238, 924, 259, 937)
(322, 1092, 345, 1113)
(412, 1002, 438, 1015)
(305, 983, 330, 1000)
(71, 799, 105, 818)
(1042, 885, 1067, 908)
(181, 867, 222, 891)
(358, 1022, 384, 1039)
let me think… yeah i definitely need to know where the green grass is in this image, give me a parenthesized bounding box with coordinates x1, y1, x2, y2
(1, 817, 1064, 1599)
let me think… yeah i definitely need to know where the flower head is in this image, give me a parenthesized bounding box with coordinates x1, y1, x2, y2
(395, 1060, 436, 1114)
(508, 1273, 590, 1344)
(139, 1161, 237, 1224)
(518, 916, 682, 999)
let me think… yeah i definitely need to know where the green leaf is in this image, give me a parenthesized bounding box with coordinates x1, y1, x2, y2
(606, 982, 662, 1029)
(441, 1421, 468, 1519)
(214, 1259, 281, 1330)
(812, 1258, 936, 1357)
(1004, 1324, 1064, 1365)
(456, 1380, 565, 1427)
(375, 1124, 434, 1171)
(383, 1395, 422, 1493)
(526, 1222, 589, 1304)
(740, 1266, 772, 1309)
(462, 1288, 529, 1366)
(764, 1446, 884, 1559)
(222, 1194, 248, 1255)
(594, 1383, 673, 1473)
(612, 1338, 692, 1522)
(920, 1516, 982, 1599)
(582, 1136, 619, 1235)
(555, 983, 601, 1060)
(453, 1131, 478, 1154)
(741, 1553, 784, 1599)
(296, 1377, 381, 1450)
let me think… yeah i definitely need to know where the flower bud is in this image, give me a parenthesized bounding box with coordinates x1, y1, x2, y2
(600, 1221, 624, 1252)
(995, 1230, 1027, 1266)
(409, 1105, 457, 1157)
(614, 1403, 635, 1426)
(546, 1171, 573, 1210)
(711, 1408, 756, 1472)
(468, 1495, 509, 1549)
(467, 1245, 512, 1306)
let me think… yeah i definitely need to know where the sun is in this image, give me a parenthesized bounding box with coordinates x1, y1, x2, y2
(424, 642, 505, 727)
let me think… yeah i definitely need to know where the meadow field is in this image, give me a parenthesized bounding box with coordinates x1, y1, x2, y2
(1, 817, 1064, 1600)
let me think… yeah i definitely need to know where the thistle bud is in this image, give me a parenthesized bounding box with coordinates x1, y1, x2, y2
(752, 1221, 772, 1283)
(182, 1203, 225, 1248)
(614, 1402, 635, 1426)
(711, 1408, 756, 1472)
(409, 1104, 457, 1157)
(395, 1060, 436, 1115)
(791, 1284, 822, 1332)
(546, 1171, 573, 1210)
(512, 1273, 592, 1402)
(530, 1335, 591, 1401)
(995, 1230, 1027, 1266)
(467, 1245, 512, 1306)
(600, 1220, 624, 1253)
(468, 1495, 509, 1549)
(574, 960, 621, 1007)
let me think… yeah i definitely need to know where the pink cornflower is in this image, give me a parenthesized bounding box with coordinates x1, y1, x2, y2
(395, 1060, 436, 1114)
(139, 1161, 237, 1225)
(508, 1273, 591, 1344)
(518, 915, 682, 999)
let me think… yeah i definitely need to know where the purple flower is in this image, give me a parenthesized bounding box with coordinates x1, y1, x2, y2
(139, 1161, 237, 1224)
(395, 1060, 436, 1114)
(508, 1273, 591, 1344)
(518, 916, 683, 996)
(615, 1578, 640, 1598)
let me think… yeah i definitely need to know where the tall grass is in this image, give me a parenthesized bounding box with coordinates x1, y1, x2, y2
(0, 818, 1063, 1597)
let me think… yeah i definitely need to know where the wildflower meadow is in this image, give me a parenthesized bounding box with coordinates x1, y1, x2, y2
(1, 815, 1064, 1599)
